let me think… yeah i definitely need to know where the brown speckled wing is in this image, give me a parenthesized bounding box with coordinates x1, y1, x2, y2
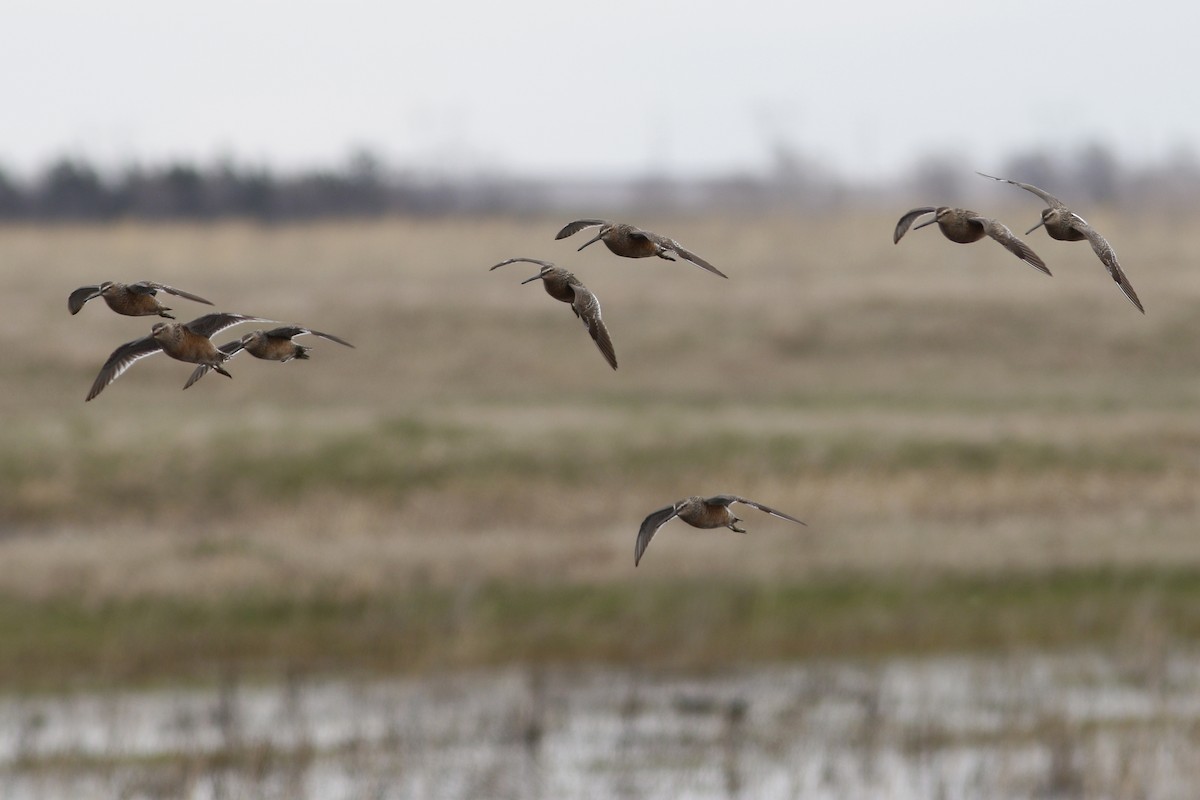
(724, 496, 807, 526)
(86, 335, 163, 401)
(655, 235, 728, 278)
(570, 285, 617, 370)
(183, 313, 275, 340)
(893, 207, 937, 244)
(68, 285, 104, 315)
(975, 173, 1068, 211)
(1074, 222, 1144, 313)
(266, 326, 355, 348)
(974, 217, 1051, 275)
(489, 257, 557, 271)
(152, 283, 214, 306)
(635, 503, 680, 566)
(554, 220, 609, 240)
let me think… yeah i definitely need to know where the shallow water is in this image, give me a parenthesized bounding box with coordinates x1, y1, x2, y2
(2, 650, 1199, 799)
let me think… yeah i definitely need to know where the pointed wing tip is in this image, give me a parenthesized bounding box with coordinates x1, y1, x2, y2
(704, 264, 730, 278)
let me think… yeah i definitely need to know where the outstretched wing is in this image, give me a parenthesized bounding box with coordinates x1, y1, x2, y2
(1072, 222, 1144, 313)
(68, 285, 104, 315)
(893, 207, 937, 244)
(570, 284, 617, 370)
(554, 219, 610, 240)
(653, 234, 729, 278)
(133, 282, 214, 306)
(975, 172, 1068, 211)
(266, 326, 355, 347)
(635, 503, 680, 566)
(182, 340, 246, 390)
(182, 313, 275, 339)
(86, 335, 163, 401)
(489, 257, 557, 271)
(973, 217, 1052, 275)
(720, 496, 807, 526)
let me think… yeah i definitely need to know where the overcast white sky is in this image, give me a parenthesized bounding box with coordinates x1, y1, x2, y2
(5, 1, 1199, 180)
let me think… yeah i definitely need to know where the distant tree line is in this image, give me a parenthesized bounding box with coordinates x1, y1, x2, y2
(1, 143, 1198, 222)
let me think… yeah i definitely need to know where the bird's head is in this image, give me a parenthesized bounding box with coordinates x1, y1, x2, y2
(913, 208, 951, 231)
(1026, 207, 1057, 235)
(521, 265, 555, 284)
(577, 224, 613, 251)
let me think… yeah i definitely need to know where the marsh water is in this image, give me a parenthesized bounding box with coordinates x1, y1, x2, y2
(3, 650, 1198, 799)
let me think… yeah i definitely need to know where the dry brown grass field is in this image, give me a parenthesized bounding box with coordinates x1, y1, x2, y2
(1, 211, 1199, 683)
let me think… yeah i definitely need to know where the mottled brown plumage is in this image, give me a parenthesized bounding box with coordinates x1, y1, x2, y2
(490, 257, 617, 370)
(894, 207, 1050, 275)
(85, 313, 274, 401)
(976, 172, 1143, 312)
(635, 495, 806, 566)
(68, 280, 214, 318)
(554, 219, 728, 278)
(183, 326, 355, 389)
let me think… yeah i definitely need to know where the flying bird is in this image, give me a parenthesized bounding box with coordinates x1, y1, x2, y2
(183, 326, 355, 389)
(635, 495, 806, 567)
(893, 207, 1050, 275)
(68, 280, 214, 318)
(490, 257, 617, 370)
(85, 313, 274, 401)
(554, 220, 728, 278)
(976, 172, 1143, 312)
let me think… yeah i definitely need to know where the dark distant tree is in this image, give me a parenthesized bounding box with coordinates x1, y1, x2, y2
(912, 153, 966, 199)
(110, 163, 144, 217)
(345, 147, 388, 215)
(0, 166, 25, 218)
(999, 151, 1062, 194)
(37, 157, 113, 219)
(1072, 142, 1120, 206)
(159, 162, 209, 217)
(219, 165, 275, 221)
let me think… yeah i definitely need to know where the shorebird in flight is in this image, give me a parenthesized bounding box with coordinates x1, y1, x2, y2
(555, 220, 728, 278)
(894, 207, 1050, 275)
(976, 172, 1143, 312)
(68, 280, 214, 318)
(491, 257, 618, 370)
(635, 494, 806, 566)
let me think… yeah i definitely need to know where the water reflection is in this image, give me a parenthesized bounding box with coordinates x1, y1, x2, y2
(2, 651, 1199, 799)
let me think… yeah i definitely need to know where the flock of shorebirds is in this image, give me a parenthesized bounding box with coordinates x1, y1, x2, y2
(72, 171, 1143, 566)
(70, 283, 354, 402)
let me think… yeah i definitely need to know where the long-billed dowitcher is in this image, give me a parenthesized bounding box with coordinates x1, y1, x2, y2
(976, 172, 1143, 312)
(68, 281, 214, 318)
(490, 257, 618, 370)
(85, 313, 274, 401)
(183, 326, 355, 389)
(894, 207, 1050, 275)
(635, 495, 806, 566)
(554, 220, 728, 278)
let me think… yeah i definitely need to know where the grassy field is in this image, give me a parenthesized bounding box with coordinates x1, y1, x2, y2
(1, 211, 1198, 686)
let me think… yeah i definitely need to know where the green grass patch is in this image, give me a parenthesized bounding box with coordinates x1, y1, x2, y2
(1, 411, 1176, 525)
(2, 567, 1198, 691)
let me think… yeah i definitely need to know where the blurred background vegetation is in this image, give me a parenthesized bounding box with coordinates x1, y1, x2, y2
(2, 158, 1198, 689)
(4, 141, 1200, 222)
